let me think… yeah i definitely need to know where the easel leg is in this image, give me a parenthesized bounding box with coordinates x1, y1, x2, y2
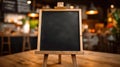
(71, 54, 77, 67)
(43, 54, 48, 67)
(58, 54, 61, 64)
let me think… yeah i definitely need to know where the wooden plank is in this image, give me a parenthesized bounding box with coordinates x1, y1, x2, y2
(71, 54, 77, 67)
(37, 9, 42, 51)
(41, 9, 81, 11)
(43, 54, 48, 67)
(35, 51, 84, 54)
(58, 54, 61, 64)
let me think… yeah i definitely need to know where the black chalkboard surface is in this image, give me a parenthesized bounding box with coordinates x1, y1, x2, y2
(37, 9, 83, 54)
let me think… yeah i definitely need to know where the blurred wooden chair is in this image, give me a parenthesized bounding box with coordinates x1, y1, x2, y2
(1, 34, 11, 55)
(22, 34, 31, 51)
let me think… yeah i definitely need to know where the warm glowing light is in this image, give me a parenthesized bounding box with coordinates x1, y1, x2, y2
(88, 29, 95, 33)
(86, 3, 98, 15)
(86, 10, 98, 15)
(110, 4, 114, 8)
(28, 13, 39, 17)
(83, 24, 88, 29)
(91, 29, 95, 33)
(95, 23, 104, 29)
(108, 17, 113, 22)
(70, 6, 74, 9)
(27, 0, 31, 4)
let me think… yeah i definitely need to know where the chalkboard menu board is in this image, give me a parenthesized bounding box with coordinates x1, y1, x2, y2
(3, 0, 17, 12)
(36, 9, 83, 54)
(17, 0, 30, 13)
(3, 0, 30, 13)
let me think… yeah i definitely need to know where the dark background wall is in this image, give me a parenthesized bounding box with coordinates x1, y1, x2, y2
(0, 0, 3, 22)
(35, 0, 120, 22)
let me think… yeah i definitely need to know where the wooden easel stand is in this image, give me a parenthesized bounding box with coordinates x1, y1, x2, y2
(42, 54, 77, 67)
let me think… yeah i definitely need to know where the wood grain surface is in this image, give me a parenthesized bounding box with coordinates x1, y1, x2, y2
(0, 50, 120, 67)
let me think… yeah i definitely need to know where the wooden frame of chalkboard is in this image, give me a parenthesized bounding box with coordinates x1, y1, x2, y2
(36, 9, 83, 54)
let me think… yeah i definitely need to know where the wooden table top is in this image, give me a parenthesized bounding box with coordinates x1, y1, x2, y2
(0, 50, 120, 67)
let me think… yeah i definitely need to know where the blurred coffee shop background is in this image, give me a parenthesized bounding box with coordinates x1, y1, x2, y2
(0, 0, 120, 55)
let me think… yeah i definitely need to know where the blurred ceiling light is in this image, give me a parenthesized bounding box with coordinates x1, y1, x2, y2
(86, 3, 98, 15)
(28, 12, 39, 17)
(28, 0, 38, 17)
(110, 4, 114, 8)
(27, 0, 31, 4)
